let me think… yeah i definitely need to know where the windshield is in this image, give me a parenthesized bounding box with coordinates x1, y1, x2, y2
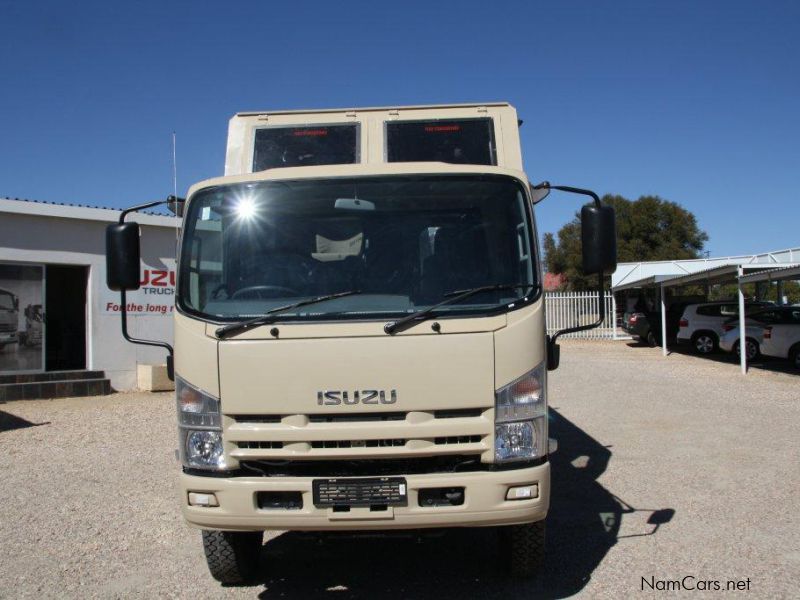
(178, 175, 537, 322)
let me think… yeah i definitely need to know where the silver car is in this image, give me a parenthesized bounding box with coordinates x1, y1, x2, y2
(677, 301, 771, 355)
(719, 307, 800, 362)
(761, 308, 800, 369)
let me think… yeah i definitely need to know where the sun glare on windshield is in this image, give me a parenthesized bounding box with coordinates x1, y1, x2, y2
(234, 194, 258, 220)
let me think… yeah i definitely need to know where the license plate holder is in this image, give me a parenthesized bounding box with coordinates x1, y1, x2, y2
(313, 477, 408, 508)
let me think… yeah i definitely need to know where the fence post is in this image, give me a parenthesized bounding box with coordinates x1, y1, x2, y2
(611, 292, 617, 340)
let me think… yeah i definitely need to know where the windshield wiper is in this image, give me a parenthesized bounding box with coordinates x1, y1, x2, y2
(215, 290, 361, 339)
(384, 283, 536, 335)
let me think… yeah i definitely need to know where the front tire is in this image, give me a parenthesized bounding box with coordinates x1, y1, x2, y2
(500, 520, 546, 578)
(790, 345, 800, 371)
(645, 331, 657, 347)
(202, 530, 262, 584)
(691, 332, 717, 354)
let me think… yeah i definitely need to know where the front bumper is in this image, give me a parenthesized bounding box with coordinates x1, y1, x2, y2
(181, 461, 550, 531)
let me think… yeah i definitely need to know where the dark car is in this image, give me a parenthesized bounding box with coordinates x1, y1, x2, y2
(623, 302, 692, 347)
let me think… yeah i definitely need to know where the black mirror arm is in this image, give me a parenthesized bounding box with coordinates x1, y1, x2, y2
(546, 272, 606, 371)
(116, 197, 183, 378)
(533, 182, 602, 208)
(119, 196, 184, 224)
(549, 271, 606, 345)
(536, 183, 610, 370)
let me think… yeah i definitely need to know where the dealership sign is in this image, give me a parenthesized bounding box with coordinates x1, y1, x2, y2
(102, 265, 176, 316)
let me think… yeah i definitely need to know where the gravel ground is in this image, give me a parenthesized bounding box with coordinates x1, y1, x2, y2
(1, 340, 798, 599)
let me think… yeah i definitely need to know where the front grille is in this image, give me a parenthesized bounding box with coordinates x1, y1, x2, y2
(237, 441, 283, 449)
(434, 435, 482, 445)
(227, 408, 491, 461)
(230, 415, 282, 424)
(230, 409, 487, 425)
(433, 408, 483, 419)
(240, 455, 484, 477)
(310, 438, 406, 449)
(309, 412, 406, 423)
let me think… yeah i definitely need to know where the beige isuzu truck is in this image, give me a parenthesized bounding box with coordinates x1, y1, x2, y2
(106, 103, 616, 583)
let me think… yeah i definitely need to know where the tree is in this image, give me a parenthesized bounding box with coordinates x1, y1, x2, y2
(543, 194, 708, 290)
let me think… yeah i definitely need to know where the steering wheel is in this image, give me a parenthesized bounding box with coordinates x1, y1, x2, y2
(231, 285, 301, 300)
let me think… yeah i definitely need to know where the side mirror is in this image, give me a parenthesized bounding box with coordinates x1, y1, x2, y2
(530, 182, 551, 205)
(106, 222, 142, 291)
(581, 204, 617, 275)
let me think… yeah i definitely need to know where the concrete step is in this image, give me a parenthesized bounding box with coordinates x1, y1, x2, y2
(0, 370, 106, 385)
(0, 376, 112, 401)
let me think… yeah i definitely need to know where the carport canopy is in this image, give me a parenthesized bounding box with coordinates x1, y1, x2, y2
(610, 274, 679, 293)
(612, 253, 800, 373)
(738, 264, 800, 285)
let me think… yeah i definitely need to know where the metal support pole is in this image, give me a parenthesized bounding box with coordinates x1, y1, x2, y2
(738, 266, 747, 375)
(777, 280, 785, 306)
(612, 293, 618, 340)
(660, 283, 668, 357)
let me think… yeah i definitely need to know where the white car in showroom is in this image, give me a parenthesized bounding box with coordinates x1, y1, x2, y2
(718, 307, 793, 360)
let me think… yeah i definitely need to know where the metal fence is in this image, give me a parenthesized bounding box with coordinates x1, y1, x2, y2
(545, 291, 620, 339)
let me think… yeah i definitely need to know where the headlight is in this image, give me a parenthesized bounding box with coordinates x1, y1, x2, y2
(185, 430, 225, 468)
(494, 363, 547, 462)
(176, 376, 226, 470)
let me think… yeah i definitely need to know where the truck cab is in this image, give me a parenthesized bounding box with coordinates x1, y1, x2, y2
(105, 103, 616, 583)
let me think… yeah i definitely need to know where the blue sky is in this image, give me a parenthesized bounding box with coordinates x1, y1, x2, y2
(1, 0, 797, 257)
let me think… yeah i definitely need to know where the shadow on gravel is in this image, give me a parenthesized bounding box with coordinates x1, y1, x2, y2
(626, 339, 799, 376)
(241, 409, 674, 599)
(0, 410, 49, 433)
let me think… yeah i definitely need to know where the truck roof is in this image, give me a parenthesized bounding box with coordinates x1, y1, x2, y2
(234, 102, 514, 117)
(188, 161, 529, 200)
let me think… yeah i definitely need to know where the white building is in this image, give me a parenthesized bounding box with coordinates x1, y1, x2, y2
(0, 197, 178, 391)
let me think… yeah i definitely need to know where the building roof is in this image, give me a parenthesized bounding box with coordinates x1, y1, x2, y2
(0, 197, 178, 228)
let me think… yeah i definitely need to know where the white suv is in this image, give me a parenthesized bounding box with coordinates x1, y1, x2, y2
(761, 307, 800, 369)
(677, 301, 771, 354)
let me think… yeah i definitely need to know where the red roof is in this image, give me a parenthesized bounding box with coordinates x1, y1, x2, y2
(543, 272, 566, 291)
